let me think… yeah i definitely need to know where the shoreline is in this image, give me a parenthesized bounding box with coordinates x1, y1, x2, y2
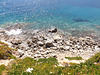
(0, 25, 100, 61)
(1, 22, 100, 39)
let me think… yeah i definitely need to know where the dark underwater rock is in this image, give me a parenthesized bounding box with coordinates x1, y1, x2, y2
(73, 19, 89, 22)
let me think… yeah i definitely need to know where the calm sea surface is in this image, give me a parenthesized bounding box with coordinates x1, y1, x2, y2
(0, 0, 100, 37)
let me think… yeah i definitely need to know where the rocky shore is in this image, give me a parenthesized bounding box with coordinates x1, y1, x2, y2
(0, 26, 100, 61)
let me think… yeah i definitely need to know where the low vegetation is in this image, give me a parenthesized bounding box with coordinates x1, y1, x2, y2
(0, 53, 99, 75)
(0, 41, 100, 75)
(0, 41, 16, 59)
(65, 56, 83, 60)
(0, 65, 5, 75)
(86, 52, 100, 64)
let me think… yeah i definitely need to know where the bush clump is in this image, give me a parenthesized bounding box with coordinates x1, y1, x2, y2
(86, 52, 100, 64)
(0, 41, 16, 59)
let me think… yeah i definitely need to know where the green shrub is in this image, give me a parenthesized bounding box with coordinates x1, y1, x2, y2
(0, 41, 16, 59)
(86, 52, 100, 64)
(0, 65, 5, 75)
(65, 56, 82, 60)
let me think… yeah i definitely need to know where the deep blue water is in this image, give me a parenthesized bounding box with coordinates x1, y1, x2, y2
(0, 0, 100, 37)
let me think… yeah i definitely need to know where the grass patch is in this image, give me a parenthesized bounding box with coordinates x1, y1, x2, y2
(6, 56, 100, 75)
(65, 56, 83, 60)
(0, 41, 16, 59)
(0, 54, 99, 75)
(7, 57, 59, 75)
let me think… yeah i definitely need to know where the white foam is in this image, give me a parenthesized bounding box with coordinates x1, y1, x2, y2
(5, 29, 22, 35)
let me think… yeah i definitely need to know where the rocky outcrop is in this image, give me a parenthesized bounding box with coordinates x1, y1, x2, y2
(0, 27, 100, 60)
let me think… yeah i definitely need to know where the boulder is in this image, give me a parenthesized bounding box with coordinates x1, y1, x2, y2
(45, 40, 55, 48)
(65, 46, 70, 50)
(45, 43, 55, 48)
(53, 34, 62, 40)
(32, 38, 38, 43)
(49, 28, 57, 33)
(37, 41, 44, 46)
(27, 40, 30, 44)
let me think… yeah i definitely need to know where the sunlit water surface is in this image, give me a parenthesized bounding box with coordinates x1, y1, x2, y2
(0, 0, 100, 37)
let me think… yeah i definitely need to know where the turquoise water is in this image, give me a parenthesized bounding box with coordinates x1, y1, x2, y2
(0, 0, 100, 37)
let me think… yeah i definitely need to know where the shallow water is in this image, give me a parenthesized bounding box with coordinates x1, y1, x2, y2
(0, 0, 100, 37)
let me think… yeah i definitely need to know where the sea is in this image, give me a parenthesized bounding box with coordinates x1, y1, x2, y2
(0, 0, 100, 37)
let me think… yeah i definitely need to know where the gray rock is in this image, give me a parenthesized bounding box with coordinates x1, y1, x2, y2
(12, 50, 24, 58)
(27, 40, 30, 44)
(45, 43, 55, 48)
(37, 41, 44, 46)
(32, 38, 38, 43)
(49, 28, 57, 33)
(52, 47, 58, 50)
(45, 39, 55, 48)
(11, 40, 22, 45)
(65, 46, 70, 50)
(53, 34, 62, 40)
